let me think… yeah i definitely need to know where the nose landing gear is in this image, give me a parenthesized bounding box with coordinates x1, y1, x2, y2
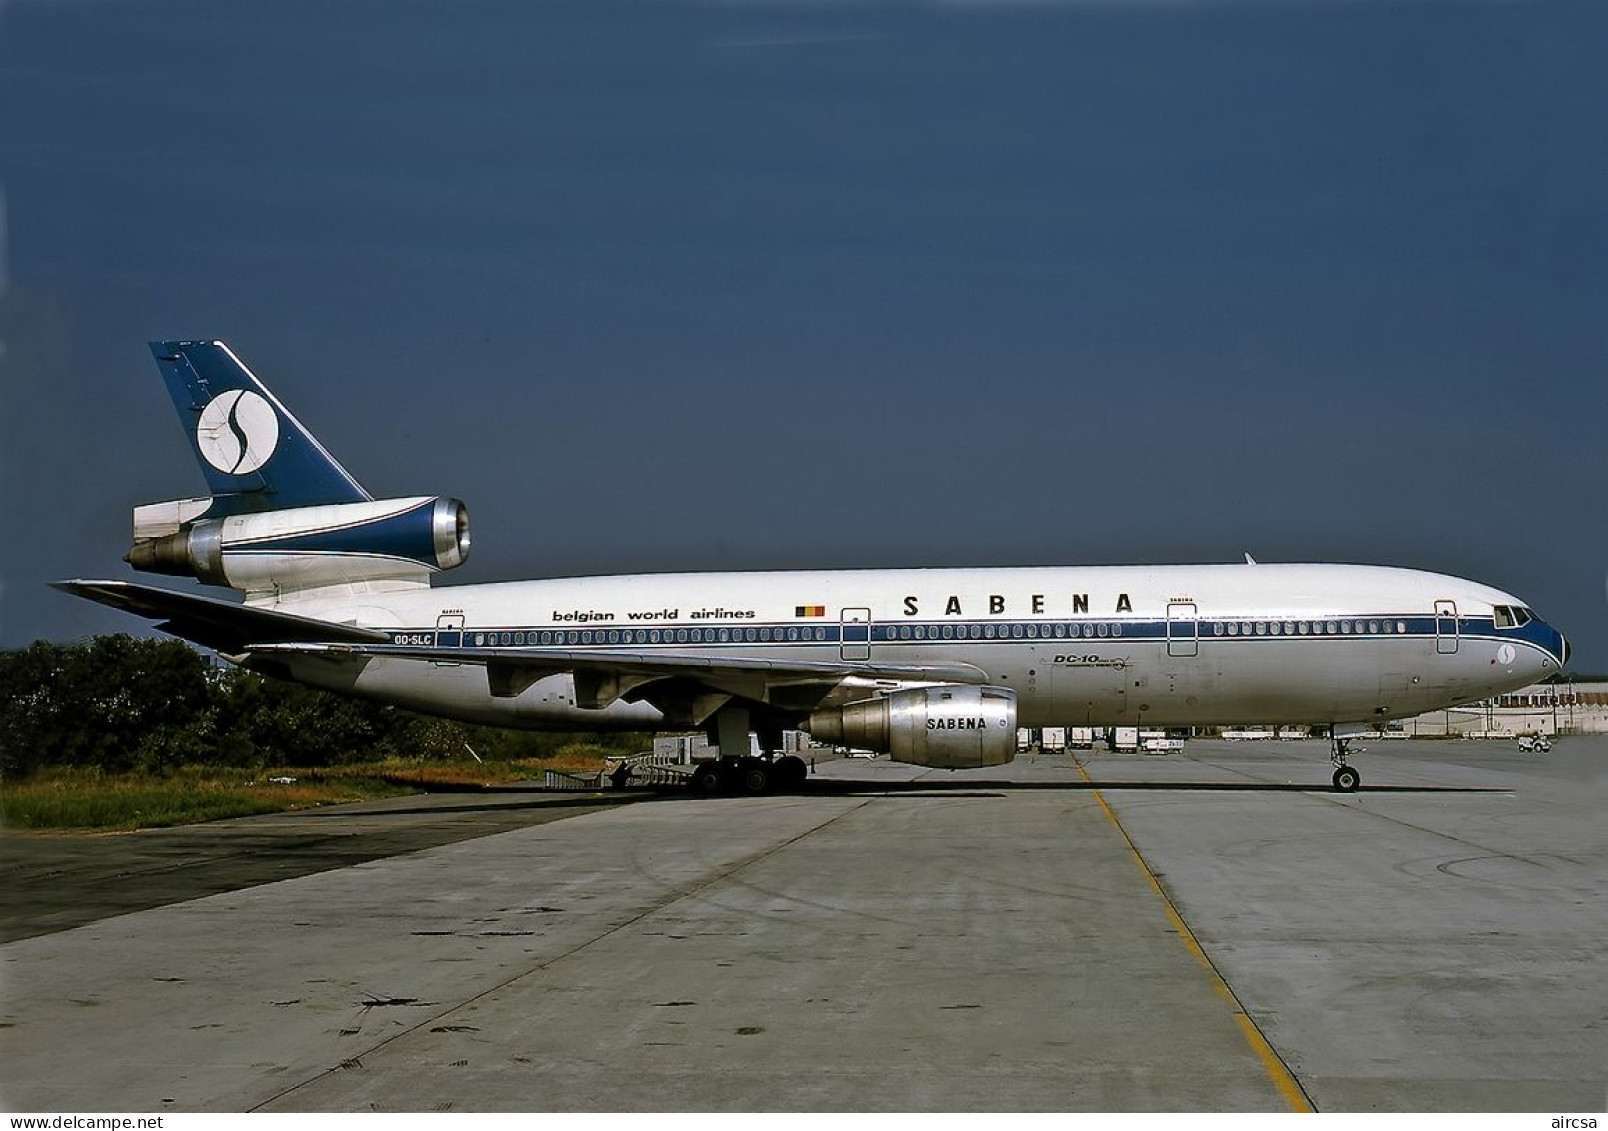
(1330, 731, 1362, 793)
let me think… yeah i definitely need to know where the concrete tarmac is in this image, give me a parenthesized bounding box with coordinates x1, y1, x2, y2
(0, 788, 639, 944)
(2, 738, 1604, 1112)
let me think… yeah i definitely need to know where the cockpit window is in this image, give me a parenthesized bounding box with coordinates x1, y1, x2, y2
(1494, 606, 1533, 629)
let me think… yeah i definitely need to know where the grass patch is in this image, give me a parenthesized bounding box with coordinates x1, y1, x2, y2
(0, 748, 612, 832)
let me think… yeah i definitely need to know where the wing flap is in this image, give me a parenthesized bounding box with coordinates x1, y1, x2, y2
(249, 641, 990, 707)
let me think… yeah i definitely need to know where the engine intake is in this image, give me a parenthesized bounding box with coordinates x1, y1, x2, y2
(126, 496, 470, 592)
(807, 684, 1017, 769)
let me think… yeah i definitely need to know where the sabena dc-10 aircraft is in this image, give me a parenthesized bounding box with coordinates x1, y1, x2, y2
(60, 342, 1570, 794)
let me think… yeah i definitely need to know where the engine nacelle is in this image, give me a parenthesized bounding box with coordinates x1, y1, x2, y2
(126, 496, 470, 593)
(807, 684, 1017, 769)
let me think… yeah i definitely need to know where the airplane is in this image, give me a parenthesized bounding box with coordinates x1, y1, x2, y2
(57, 341, 1571, 795)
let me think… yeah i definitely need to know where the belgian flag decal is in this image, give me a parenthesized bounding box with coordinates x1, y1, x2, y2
(795, 605, 826, 618)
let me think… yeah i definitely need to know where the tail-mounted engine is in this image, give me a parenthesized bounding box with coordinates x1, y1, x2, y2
(126, 495, 470, 594)
(807, 684, 1017, 769)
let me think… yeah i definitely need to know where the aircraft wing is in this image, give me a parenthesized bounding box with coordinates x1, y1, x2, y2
(250, 640, 991, 715)
(52, 580, 393, 652)
(57, 579, 992, 719)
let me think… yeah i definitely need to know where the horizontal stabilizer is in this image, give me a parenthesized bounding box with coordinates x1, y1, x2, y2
(53, 580, 391, 653)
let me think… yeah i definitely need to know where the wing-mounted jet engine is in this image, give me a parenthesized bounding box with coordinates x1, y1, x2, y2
(807, 684, 1018, 768)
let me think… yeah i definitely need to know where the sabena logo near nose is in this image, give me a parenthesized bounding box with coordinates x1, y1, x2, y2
(196, 390, 279, 474)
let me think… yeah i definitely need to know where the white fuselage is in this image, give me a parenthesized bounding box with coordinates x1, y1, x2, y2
(267, 563, 1567, 732)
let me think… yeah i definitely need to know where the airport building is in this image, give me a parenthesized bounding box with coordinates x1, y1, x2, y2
(1392, 680, 1608, 738)
(1015, 682, 1608, 750)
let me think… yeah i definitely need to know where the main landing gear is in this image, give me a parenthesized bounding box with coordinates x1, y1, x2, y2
(1330, 730, 1361, 793)
(686, 704, 810, 795)
(688, 754, 809, 795)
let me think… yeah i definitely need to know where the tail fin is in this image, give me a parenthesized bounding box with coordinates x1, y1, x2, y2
(150, 340, 372, 515)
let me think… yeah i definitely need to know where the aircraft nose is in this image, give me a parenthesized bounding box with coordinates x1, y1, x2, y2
(1559, 632, 1571, 667)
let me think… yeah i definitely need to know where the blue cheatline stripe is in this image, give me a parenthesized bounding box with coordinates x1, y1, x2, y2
(383, 614, 1545, 652)
(229, 498, 440, 563)
(231, 550, 442, 571)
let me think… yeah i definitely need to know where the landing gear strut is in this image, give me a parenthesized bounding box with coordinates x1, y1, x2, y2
(1330, 730, 1361, 793)
(686, 706, 810, 795)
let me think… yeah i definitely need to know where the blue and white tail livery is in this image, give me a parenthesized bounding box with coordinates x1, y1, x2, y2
(151, 340, 371, 514)
(58, 340, 1572, 793)
(126, 342, 468, 598)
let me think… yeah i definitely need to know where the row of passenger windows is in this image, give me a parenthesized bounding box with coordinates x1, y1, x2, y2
(474, 626, 835, 647)
(468, 622, 1132, 647)
(1211, 620, 1410, 637)
(469, 619, 1422, 647)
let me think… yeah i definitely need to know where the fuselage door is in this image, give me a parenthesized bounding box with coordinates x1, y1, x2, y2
(435, 613, 465, 666)
(840, 607, 871, 661)
(1167, 602, 1199, 658)
(1434, 599, 1459, 654)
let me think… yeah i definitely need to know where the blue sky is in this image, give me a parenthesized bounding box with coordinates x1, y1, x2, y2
(2, 0, 1604, 669)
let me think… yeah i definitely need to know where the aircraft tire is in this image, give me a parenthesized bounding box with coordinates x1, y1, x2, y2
(774, 755, 807, 790)
(739, 761, 771, 795)
(689, 763, 725, 794)
(1332, 765, 1361, 793)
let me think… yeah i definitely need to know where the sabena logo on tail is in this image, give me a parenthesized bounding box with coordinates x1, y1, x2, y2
(196, 389, 280, 475)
